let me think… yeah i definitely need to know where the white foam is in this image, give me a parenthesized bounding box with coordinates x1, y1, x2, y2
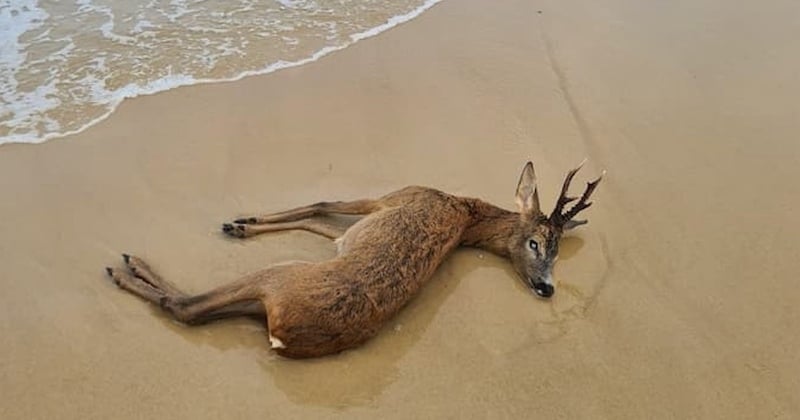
(97, 4, 135, 44)
(351, 0, 443, 43)
(276, 0, 308, 9)
(1, 0, 448, 145)
(132, 19, 156, 34)
(166, 0, 193, 22)
(0, 0, 54, 142)
(0, 0, 48, 87)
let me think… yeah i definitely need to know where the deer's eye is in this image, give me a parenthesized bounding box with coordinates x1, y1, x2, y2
(528, 239, 539, 252)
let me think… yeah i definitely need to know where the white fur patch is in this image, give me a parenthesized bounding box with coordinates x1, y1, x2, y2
(269, 334, 286, 349)
(334, 236, 344, 253)
(542, 273, 554, 285)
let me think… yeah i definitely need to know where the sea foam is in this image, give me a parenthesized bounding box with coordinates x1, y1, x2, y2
(0, 0, 445, 145)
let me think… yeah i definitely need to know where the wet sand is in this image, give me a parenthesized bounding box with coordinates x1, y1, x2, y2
(2, 0, 799, 418)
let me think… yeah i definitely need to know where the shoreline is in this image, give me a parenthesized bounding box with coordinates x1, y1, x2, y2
(0, 0, 446, 146)
(1, 0, 799, 418)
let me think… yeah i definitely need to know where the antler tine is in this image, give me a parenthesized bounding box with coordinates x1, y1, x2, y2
(562, 170, 605, 222)
(550, 159, 587, 221)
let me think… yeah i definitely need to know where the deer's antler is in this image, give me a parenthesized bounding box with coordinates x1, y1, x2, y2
(549, 159, 605, 230)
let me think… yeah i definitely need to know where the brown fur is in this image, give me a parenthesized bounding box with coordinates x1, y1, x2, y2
(105, 161, 602, 358)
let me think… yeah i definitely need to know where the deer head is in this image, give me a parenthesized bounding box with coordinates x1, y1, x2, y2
(509, 160, 604, 298)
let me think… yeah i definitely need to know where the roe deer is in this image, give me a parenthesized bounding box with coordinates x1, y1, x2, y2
(105, 161, 603, 358)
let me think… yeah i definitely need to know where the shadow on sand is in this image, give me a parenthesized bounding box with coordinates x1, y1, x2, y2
(146, 231, 607, 408)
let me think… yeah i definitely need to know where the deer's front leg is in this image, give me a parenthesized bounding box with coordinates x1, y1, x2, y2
(222, 218, 346, 240)
(228, 199, 379, 225)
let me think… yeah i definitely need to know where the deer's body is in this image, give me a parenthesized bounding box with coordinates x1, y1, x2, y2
(106, 163, 602, 358)
(264, 187, 474, 358)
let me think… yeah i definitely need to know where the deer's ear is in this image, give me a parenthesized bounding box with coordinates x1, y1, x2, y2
(563, 219, 588, 230)
(515, 161, 541, 216)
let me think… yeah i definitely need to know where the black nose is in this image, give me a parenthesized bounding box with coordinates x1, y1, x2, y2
(533, 282, 554, 298)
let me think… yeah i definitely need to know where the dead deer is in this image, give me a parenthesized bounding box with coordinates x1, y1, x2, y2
(105, 161, 603, 358)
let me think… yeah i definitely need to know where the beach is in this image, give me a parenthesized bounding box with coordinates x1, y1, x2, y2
(1, 0, 799, 417)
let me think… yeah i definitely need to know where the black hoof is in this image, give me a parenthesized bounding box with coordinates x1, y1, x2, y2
(234, 218, 247, 224)
(105, 267, 114, 276)
(122, 253, 130, 264)
(223, 223, 247, 238)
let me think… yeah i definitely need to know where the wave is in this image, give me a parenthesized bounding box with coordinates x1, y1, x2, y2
(0, 0, 445, 145)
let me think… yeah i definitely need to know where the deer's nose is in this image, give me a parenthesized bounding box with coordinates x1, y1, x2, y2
(533, 282, 554, 298)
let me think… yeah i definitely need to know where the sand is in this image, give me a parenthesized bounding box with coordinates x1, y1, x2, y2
(1, 0, 799, 417)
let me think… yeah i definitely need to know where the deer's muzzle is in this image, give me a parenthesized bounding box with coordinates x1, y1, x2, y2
(532, 281, 554, 298)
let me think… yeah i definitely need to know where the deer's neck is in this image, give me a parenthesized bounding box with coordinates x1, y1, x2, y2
(460, 199, 518, 258)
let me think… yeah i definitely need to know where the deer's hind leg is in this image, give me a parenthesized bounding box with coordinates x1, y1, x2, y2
(230, 199, 381, 225)
(121, 253, 186, 298)
(106, 255, 268, 325)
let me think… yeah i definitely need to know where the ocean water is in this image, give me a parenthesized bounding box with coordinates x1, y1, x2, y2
(0, 0, 443, 145)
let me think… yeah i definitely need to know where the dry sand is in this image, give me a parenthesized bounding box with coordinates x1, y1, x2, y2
(1, 0, 799, 418)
